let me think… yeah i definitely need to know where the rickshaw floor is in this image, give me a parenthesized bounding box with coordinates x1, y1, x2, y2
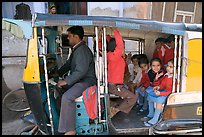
(111, 104, 148, 129)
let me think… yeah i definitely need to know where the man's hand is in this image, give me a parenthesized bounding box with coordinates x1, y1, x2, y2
(57, 80, 67, 88)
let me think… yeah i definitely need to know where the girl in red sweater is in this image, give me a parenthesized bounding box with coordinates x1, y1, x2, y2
(137, 58, 164, 113)
(144, 59, 174, 126)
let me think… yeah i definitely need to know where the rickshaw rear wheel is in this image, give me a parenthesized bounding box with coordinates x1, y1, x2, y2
(3, 88, 30, 112)
(15, 121, 39, 135)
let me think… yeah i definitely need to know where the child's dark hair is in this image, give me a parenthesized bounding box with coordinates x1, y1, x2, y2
(150, 57, 162, 66)
(131, 54, 139, 62)
(137, 54, 148, 61)
(107, 38, 116, 52)
(67, 26, 84, 40)
(139, 57, 149, 67)
(155, 37, 165, 43)
(168, 58, 174, 64)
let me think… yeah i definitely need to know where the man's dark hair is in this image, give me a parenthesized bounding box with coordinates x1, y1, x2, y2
(138, 57, 149, 67)
(107, 38, 116, 52)
(67, 26, 84, 40)
(155, 37, 165, 43)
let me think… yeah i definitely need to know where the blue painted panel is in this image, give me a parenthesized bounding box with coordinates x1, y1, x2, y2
(116, 21, 140, 29)
(35, 21, 46, 27)
(69, 20, 93, 26)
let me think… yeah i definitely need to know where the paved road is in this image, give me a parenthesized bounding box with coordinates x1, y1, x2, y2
(2, 104, 25, 135)
(2, 80, 25, 135)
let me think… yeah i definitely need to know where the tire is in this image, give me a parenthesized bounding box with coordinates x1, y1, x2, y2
(15, 121, 36, 135)
(2, 88, 30, 112)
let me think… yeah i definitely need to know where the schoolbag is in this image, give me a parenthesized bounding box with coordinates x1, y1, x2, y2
(82, 85, 98, 120)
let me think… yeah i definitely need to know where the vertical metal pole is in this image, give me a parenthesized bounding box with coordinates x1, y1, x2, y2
(176, 36, 182, 93)
(42, 27, 54, 135)
(103, 27, 108, 95)
(101, 32, 104, 83)
(138, 41, 141, 54)
(172, 35, 178, 93)
(103, 27, 109, 132)
(95, 26, 101, 122)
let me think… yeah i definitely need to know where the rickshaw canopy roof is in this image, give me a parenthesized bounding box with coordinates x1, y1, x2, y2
(33, 13, 202, 36)
(2, 13, 202, 39)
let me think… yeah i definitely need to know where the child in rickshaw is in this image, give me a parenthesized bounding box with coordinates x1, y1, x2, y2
(135, 57, 150, 111)
(143, 59, 174, 126)
(127, 54, 142, 93)
(137, 58, 165, 113)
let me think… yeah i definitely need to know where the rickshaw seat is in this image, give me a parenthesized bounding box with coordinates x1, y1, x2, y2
(75, 96, 83, 102)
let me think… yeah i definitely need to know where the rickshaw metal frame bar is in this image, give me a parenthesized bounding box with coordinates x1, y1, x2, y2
(102, 27, 109, 127)
(41, 27, 54, 135)
(95, 26, 102, 122)
(101, 30, 105, 88)
(172, 35, 178, 93)
(153, 128, 202, 135)
(103, 27, 108, 95)
(176, 35, 182, 93)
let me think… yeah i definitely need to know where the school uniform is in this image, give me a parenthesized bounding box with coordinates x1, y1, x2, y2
(147, 73, 173, 104)
(152, 44, 166, 66)
(107, 30, 136, 114)
(137, 69, 164, 110)
(163, 44, 174, 67)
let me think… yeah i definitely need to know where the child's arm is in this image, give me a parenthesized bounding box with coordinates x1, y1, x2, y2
(109, 29, 124, 61)
(142, 72, 150, 88)
(133, 67, 142, 84)
(137, 70, 150, 88)
(152, 72, 164, 86)
(156, 76, 172, 96)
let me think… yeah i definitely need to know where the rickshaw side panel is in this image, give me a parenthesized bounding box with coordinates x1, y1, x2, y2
(186, 38, 202, 92)
(23, 28, 40, 83)
(162, 91, 202, 122)
(23, 83, 49, 134)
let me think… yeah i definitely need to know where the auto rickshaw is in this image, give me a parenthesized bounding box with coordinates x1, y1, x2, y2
(2, 13, 202, 135)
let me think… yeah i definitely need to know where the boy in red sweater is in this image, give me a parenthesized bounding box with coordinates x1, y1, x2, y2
(107, 28, 136, 118)
(144, 59, 174, 126)
(152, 37, 166, 65)
(163, 35, 175, 68)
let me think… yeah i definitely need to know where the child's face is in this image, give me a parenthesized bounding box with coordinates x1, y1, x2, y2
(151, 61, 161, 73)
(132, 58, 139, 66)
(140, 63, 149, 71)
(155, 42, 162, 49)
(166, 61, 174, 74)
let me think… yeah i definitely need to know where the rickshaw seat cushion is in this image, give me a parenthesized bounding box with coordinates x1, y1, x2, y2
(82, 85, 98, 120)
